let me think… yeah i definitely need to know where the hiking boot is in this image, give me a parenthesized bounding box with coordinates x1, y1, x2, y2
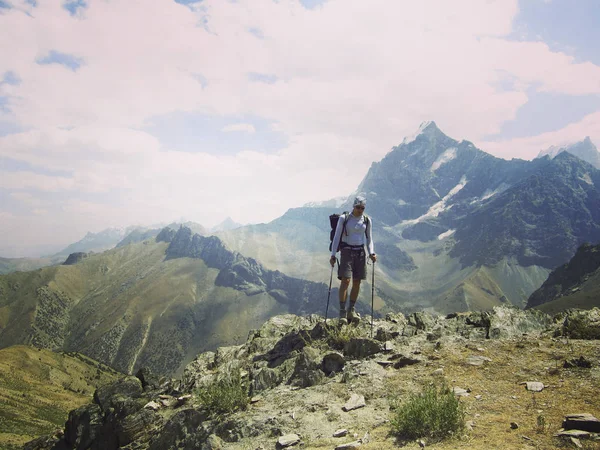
(339, 308, 348, 325)
(347, 307, 361, 324)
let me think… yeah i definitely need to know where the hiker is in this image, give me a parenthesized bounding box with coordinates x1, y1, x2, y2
(329, 196, 376, 324)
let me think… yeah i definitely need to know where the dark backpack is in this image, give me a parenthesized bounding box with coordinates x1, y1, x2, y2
(329, 212, 370, 252)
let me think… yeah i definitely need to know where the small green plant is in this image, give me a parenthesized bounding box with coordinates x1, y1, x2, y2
(390, 383, 465, 443)
(196, 369, 249, 417)
(536, 414, 546, 434)
(323, 323, 361, 350)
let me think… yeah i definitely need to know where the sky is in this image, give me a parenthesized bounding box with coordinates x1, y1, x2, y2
(1, 0, 600, 257)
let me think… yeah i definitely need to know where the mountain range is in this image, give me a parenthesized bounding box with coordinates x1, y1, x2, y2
(2, 121, 600, 379)
(218, 122, 600, 313)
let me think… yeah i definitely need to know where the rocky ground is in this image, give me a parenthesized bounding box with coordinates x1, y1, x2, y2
(24, 306, 600, 450)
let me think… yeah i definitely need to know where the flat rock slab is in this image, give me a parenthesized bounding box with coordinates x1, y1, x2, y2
(277, 433, 301, 447)
(556, 430, 591, 438)
(343, 393, 366, 412)
(335, 441, 362, 449)
(466, 355, 492, 366)
(333, 429, 349, 437)
(522, 381, 544, 392)
(563, 413, 600, 432)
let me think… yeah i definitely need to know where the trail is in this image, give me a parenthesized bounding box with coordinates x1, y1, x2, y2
(129, 317, 152, 375)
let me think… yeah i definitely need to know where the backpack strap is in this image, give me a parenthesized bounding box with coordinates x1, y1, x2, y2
(342, 212, 350, 237)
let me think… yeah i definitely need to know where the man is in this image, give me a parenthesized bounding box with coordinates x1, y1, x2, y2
(329, 196, 377, 325)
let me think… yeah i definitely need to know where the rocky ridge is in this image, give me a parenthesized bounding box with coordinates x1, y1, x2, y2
(160, 226, 331, 314)
(25, 306, 600, 450)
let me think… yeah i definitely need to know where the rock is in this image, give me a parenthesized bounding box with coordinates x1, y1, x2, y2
(523, 381, 544, 392)
(558, 308, 600, 339)
(564, 356, 593, 369)
(390, 354, 422, 368)
(93, 376, 143, 411)
(382, 341, 395, 352)
(118, 408, 160, 446)
(570, 437, 583, 448)
(252, 367, 284, 392)
(322, 352, 346, 375)
(23, 434, 61, 450)
(135, 367, 162, 391)
(557, 430, 591, 439)
(64, 404, 105, 450)
(432, 368, 444, 376)
(362, 431, 370, 444)
(291, 346, 325, 387)
(453, 387, 470, 397)
(344, 338, 382, 358)
(343, 393, 366, 412)
(335, 441, 362, 449)
(148, 409, 208, 450)
(408, 311, 437, 331)
(466, 355, 492, 366)
(562, 413, 600, 432)
(277, 433, 301, 447)
(202, 434, 225, 450)
(376, 360, 394, 367)
(487, 306, 552, 339)
(510, 422, 519, 429)
(333, 429, 349, 437)
(144, 401, 161, 411)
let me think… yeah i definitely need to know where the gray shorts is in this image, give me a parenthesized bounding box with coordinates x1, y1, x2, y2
(338, 246, 366, 280)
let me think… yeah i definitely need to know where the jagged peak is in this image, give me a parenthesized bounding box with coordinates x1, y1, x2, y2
(401, 120, 445, 145)
(536, 137, 600, 169)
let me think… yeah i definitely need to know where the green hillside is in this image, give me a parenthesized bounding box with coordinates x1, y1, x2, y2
(0, 345, 120, 449)
(0, 235, 320, 377)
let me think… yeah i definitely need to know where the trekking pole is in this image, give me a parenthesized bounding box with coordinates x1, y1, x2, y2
(371, 260, 375, 338)
(325, 261, 335, 325)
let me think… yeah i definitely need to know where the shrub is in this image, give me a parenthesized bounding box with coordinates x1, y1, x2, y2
(196, 369, 249, 417)
(323, 324, 361, 350)
(390, 383, 465, 443)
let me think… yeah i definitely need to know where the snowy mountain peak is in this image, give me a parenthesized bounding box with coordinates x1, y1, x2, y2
(401, 120, 441, 145)
(536, 137, 600, 169)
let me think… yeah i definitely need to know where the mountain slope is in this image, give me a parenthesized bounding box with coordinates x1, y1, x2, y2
(0, 345, 120, 449)
(450, 152, 600, 268)
(0, 228, 330, 376)
(526, 242, 600, 313)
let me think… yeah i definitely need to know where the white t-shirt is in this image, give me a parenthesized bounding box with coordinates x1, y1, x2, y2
(330, 212, 374, 257)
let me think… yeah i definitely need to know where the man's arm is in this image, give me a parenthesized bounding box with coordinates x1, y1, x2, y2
(366, 217, 376, 261)
(330, 214, 345, 258)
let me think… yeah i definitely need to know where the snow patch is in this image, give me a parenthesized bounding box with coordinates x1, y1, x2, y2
(397, 199, 408, 206)
(438, 229, 455, 240)
(431, 147, 457, 172)
(580, 173, 593, 185)
(402, 176, 467, 225)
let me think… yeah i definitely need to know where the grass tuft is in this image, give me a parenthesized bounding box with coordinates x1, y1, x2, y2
(390, 383, 465, 443)
(196, 369, 249, 417)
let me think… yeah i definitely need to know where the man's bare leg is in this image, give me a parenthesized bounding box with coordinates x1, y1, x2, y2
(348, 279, 362, 323)
(339, 278, 351, 323)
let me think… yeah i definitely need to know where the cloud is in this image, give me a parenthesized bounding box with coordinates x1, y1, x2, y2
(221, 123, 256, 133)
(0, 0, 599, 253)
